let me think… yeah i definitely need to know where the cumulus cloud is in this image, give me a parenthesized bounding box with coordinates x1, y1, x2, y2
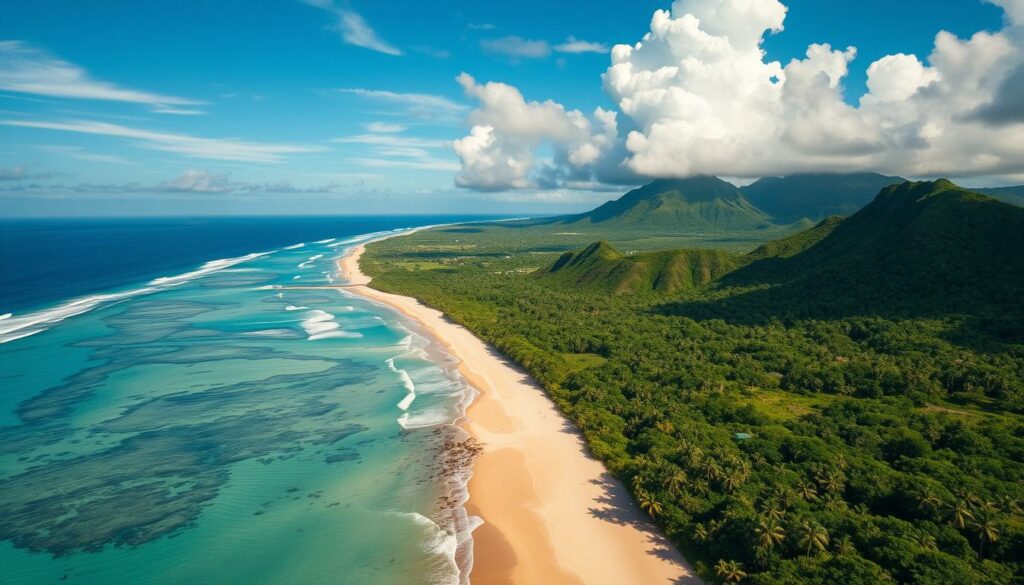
(1, 119, 321, 163)
(452, 73, 617, 190)
(481, 36, 551, 60)
(453, 0, 1024, 189)
(554, 37, 609, 54)
(0, 41, 203, 113)
(301, 0, 402, 56)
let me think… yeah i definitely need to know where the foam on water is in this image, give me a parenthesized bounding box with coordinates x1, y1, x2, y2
(300, 309, 363, 341)
(284, 243, 305, 250)
(284, 305, 307, 311)
(0, 251, 280, 344)
(387, 357, 417, 411)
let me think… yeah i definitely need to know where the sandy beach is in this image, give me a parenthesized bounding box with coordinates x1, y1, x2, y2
(338, 242, 702, 585)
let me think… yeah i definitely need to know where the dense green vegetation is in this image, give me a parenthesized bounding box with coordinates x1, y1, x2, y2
(741, 173, 904, 223)
(362, 179, 1024, 584)
(541, 241, 743, 295)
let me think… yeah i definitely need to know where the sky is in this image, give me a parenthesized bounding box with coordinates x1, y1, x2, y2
(0, 0, 1019, 217)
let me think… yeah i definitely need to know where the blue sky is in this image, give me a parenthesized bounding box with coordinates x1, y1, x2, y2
(0, 0, 1013, 216)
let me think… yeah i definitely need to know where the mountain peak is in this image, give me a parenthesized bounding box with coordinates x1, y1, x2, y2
(563, 176, 771, 231)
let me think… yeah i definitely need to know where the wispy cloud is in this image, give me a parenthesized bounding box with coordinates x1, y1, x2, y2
(0, 164, 67, 181)
(554, 37, 609, 54)
(466, 23, 497, 31)
(481, 36, 551, 60)
(364, 121, 407, 133)
(0, 41, 204, 113)
(37, 144, 135, 165)
(301, 1, 402, 56)
(2, 119, 321, 163)
(336, 88, 467, 121)
(334, 131, 458, 171)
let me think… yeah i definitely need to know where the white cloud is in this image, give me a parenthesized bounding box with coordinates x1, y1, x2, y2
(336, 88, 467, 121)
(37, 145, 134, 165)
(481, 36, 551, 60)
(466, 23, 498, 31)
(301, 1, 402, 56)
(334, 130, 458, 172)
(0, 41, 203, 113)
(364, 122, 407, 133)
(453, 0, 1024, 189)
(452, 73, 617, 190)
(554, 37, 609, 54)
(0, 165, 65, 181)
(2, 119, 321, 163)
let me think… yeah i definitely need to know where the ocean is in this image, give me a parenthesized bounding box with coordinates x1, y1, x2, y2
(0, 216, 493, 585)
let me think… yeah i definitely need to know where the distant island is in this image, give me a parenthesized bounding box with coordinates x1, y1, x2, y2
(359, 174, 1024, 585)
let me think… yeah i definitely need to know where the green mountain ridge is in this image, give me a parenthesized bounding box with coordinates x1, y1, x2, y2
(541, 240, 743, 295)
(545, 180, 1024, 324)
(562, 176, 774, 232)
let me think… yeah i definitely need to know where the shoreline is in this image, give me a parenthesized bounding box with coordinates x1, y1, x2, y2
(338, 240, 702, 585)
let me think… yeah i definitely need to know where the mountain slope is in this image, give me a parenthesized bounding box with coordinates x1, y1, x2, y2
(740, 172, 904, 223)
(564, 176, 773, 232)
(745, 215, 844, 261)
(973, 185, 1024, 207)
(723, 179, 1024, 319)
(541, 241, 743, 295)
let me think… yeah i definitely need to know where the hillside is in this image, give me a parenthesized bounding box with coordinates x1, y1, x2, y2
(541, 241, 742, 295)
(741, 172, 904, 223)
(718, 179, 1024, 321)
(563, 176, 773, 232)
(974, 185, 1024, 207)
(745, 215, 843, 261)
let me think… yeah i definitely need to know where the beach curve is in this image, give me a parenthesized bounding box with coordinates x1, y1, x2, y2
(338, 240, 703, 585)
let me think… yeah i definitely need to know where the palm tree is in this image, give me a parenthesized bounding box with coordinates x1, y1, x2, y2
(918, 488, 943, 518)
(761, 501, 785, 522)
(796, 479, 818, 501)
(755, 518, 786, 551)
(817, 470, 844, 495)
(705, 460, 723, 482)
(916, 533, 938, 552)
(722, 469, 745, 493)
(637, 491, 663, 519)
(692, 523, 709, 544)
(714, 559, 747, 583)
(948, 499, 975, 529)
(973, 517, 1000, 557)
(797, 521, 830, 557)
(663, 470, 687, 497)
(833, 536, 854, 556)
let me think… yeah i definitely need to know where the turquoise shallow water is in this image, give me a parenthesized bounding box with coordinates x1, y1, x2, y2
(0, 231, 476, 585)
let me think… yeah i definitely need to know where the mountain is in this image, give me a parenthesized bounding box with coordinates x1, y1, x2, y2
(563, 176, 773, 232)
(745, 215, 843, 261)
(724, 179, 1024, 319)
(973, 185, 1024, 207)
(740, 172, 904, 223)
(540, 241, 742, 295)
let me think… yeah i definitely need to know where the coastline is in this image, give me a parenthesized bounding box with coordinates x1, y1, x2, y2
(338, 240, 702, 585)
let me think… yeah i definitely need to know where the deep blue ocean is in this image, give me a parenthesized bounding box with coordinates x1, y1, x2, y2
(0, 216, 496, 313)
(0, 215, 498, 585)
